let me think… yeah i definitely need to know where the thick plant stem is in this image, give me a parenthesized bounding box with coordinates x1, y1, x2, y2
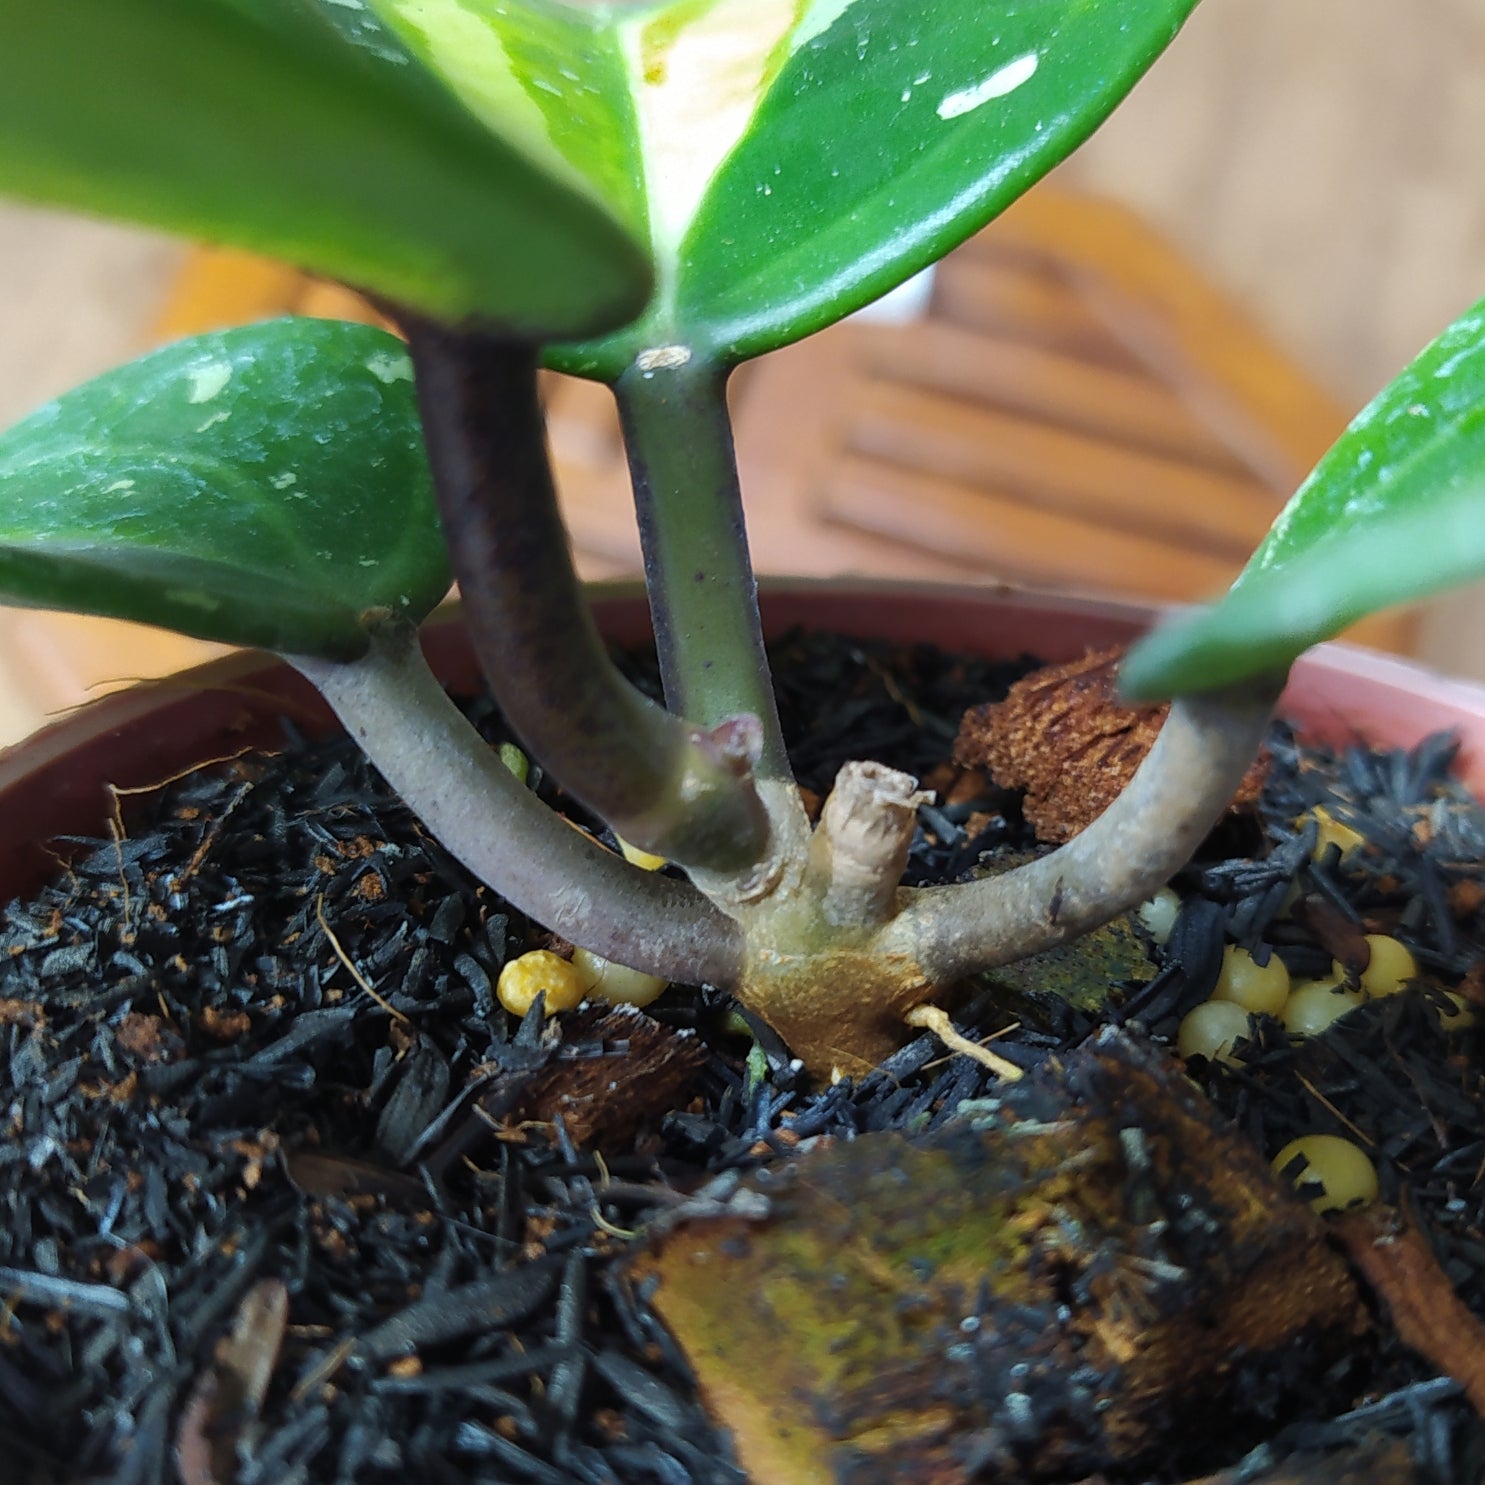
(878, 679, 1284, 982)
(290, 625, 746, 986)
(401, 321, 770, 876)
(614, 356, 788, 779)
(725, 678, 1282, 1077)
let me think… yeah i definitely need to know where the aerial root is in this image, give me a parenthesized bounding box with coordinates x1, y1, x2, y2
(903, 1004, 1024, 1081)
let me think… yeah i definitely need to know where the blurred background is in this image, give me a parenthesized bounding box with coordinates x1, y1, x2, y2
(1, 0, 1482, 748)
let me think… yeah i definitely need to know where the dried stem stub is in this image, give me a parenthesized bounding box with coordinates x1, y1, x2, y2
(808, 761, 931, 927)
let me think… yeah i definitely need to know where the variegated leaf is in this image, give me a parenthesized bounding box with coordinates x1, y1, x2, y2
(549, 0, 1201, 377)
(0, 0, 648, 337)
(5, 0, 1194, 360)
(0, 321, 450, 659)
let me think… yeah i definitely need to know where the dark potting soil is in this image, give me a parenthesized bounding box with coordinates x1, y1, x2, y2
(1, 629, 1484, 1484)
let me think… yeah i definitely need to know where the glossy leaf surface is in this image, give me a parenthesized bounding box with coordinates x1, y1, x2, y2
(553, 0, 1199, 377)
(1123, 298, 1485, 699)
(0, 0, 648, 337)
(365, 0, 644, 236)
(0, 321, 450, 659)
(3, 0, 1193, 360)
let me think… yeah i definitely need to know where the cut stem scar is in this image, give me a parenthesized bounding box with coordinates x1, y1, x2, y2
(904, 1004, 1024, 1080)
(809, 760, 930, 926)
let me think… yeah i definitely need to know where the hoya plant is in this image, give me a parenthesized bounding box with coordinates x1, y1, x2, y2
(2, 0, 1483, 1076)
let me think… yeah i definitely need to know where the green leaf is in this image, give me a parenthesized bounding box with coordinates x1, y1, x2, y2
(1122, 297, 1485, 700)
(363, 0, 645, 240)
(6, 0, 1190, 357)
(552, 0, 1199, 378)
(0, 320, 450, 660)
(0, 0, 649, 337)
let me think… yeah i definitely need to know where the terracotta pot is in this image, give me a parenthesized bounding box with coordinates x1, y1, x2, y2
(3, 580, 1484, 910)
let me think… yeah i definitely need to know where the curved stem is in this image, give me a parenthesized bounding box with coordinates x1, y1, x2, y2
(879, 678, 1283, 981)
(400, 320, 770, 875)
(614, 356, 789, 779)
(290, 624, 746, 987)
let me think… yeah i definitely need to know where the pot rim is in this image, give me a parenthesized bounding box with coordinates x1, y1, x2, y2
(2, 579, 1481, 904)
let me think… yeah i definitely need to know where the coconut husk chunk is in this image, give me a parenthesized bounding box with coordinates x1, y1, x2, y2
(955, 646, 1268, 843)
(641, 1031, 1364, 1484)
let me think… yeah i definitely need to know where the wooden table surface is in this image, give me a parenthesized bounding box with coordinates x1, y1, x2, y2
(3, 0, 1482, 747)
(0, 183, 1410, 752)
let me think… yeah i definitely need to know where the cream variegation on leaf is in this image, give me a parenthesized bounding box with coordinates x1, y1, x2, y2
(335, 0, 1202, 374)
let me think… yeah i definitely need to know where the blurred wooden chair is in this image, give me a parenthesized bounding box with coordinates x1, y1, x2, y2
(0, 184, 1410, 750)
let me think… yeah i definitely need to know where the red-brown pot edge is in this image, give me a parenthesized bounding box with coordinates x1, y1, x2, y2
(1, 581, 1480, 906)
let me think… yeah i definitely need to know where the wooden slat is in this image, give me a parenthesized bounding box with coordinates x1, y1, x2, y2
(0, 641, 48, 753)
(820, 456, 1240, 602)
(569, 549, 634, 582)
(1340, 609, 1417, 657)
(979, 190, 1351, 491)
(0, 610, 226, 718)
(732, 322, 991, 583)
(853, 318, 1249, 474)
(293, 278, 388, 328)
(150, 248, 304, 342)
(544, 373, 625, 470)
(847, 380, 1283, 559)
(555, 462, 644, 573)
(929, 251, 1148, 372)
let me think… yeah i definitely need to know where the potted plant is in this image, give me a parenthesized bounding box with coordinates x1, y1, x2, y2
(7, 0, 1483, 1078)
(4, 1, 1485, 1477)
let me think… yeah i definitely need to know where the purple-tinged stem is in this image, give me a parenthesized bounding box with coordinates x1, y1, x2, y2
(401, 322, 770, 875)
